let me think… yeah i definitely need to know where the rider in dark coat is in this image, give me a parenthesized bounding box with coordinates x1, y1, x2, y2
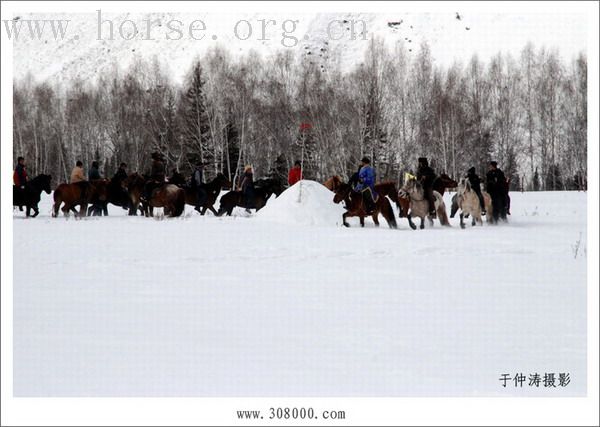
(88, 161, 101, 180)
(239, 165, 255, 209)
(88, 161, 107, 215)
(13, 157, 28, 211)
(417, 157, 436, 217)
(143, 152, 166, 202)
(150, 152, 166, 182)
(191, 162, 208, 212)
(113, 162, 128, 183)
(485, 161, 507, 223)
(466, 166, 485, 213)
(13, 156, 28, 188)
(110, 163, 129, 209)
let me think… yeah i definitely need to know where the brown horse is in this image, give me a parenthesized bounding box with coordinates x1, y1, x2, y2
(144, 184, 186, 217)
(52, 180, 108, 217)
(333, 182, 397, 228)
(432, 173, 458, 196)
(323, 175, 343, 192)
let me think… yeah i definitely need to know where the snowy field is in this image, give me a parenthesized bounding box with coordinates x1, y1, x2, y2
(13, 182, 587, 396)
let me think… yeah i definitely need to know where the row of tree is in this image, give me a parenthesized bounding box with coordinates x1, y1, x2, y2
(13, 39, 587, 191)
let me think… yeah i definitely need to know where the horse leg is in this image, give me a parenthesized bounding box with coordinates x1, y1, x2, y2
(460, 213, 466, 229)
(372, 213, 379, 226)
(420, 217, 425, 229)
(79, 203, 88, 217)
(342, 212, 350, 227)
(360, 215, 365, 227)
(26, 205, 31, 217)
(52, 201, 60, 217)
(32, 206, 39, 218)
(207, 206, 218, 216)
(407, 213, 417, 230)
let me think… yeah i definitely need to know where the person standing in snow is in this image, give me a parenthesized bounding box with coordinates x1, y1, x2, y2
(287, 160, 303, 186)
(353, 156, 377, 214)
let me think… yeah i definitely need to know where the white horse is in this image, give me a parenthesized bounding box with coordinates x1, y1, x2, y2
(456, 178, 483, 228)
(401, 178, 450, 229)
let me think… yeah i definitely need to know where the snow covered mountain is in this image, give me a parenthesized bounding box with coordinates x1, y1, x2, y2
(11, 11, 586, 84)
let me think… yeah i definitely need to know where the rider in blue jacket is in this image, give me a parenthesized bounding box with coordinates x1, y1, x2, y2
(354, 156, 377, 213)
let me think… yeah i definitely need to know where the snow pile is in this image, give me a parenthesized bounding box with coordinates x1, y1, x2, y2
(256, 180, 345, 227)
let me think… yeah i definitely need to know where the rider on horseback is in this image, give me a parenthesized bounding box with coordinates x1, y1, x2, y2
(70, 160, 90, 204)
(417, 157, 436, 218)
(353, 156, 377, 214)
(239, 165, 255, 211)
(466, 166, 485, 214)
(14, 156, 28, 211)
(191, 161, 208, 213)
(13, 156, 28, 188)
(142, 152, 166, 202)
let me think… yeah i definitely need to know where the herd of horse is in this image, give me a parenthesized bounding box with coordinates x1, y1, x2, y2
(13, 171, 496, 230)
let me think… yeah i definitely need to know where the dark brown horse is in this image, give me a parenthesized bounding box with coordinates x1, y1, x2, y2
(217, 179, 280, 216)
(144, 184, 186, 217)
(52, 180, 108, 217)
(333, 182, 397, 228)
(123, 173, 148, 215)
(432, 173, 458, 196)
(178, 173, 232, 215)
(87, 174, 131, 216)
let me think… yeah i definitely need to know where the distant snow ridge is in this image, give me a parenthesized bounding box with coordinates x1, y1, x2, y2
(256, 180, 345, 227)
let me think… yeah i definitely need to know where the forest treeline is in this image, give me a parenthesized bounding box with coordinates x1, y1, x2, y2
(13, 39, 587, 190)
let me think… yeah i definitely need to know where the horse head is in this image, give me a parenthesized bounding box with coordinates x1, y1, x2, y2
(457, 178, 472, 197)
(214, 173, 232, 190)
(439, 173, 458, 189)
(333, 182, 351, 204)
(39, 174, 52, 194)
(90, 179, 109, 202)
(402, 178, 420, 196)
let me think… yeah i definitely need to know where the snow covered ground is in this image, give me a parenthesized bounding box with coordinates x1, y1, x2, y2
(13, 183, 587, 396)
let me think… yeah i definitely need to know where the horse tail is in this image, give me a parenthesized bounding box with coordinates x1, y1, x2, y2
(437, 200, 451, 226)
(383, 197, 397, 229)
(52, 185, 63, 217)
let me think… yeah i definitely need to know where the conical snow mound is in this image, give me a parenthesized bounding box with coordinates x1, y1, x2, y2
(256, 180, 345, 227)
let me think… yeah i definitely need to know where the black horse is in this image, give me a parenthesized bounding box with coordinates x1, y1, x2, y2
(217, 178, 281, 216)
(13, 174, 52, 217)
(87, 176, 131, 216)
(176, 173, 232, 215)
